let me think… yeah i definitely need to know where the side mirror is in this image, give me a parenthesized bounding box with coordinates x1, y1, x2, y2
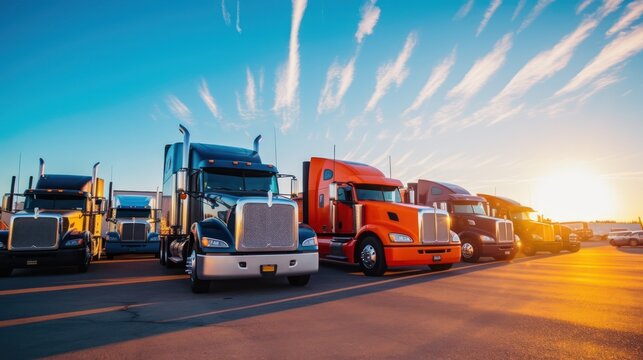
(1, 194, 10, 212)
(328, 183, 337, 202)
(291, 178, 299, 198)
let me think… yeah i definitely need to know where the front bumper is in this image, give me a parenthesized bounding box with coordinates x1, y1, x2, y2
(481, 243, 517, 257)
(197, 251, 319, 280)
(0, 248, 86, 269)
(105, 241, 159, 255)
(384, 245, 461, 267)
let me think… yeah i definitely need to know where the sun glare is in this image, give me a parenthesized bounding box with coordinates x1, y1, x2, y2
(533, 167, 615, 222)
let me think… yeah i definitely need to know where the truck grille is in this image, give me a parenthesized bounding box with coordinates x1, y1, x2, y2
(9, 217, 59, 250)
(496, 220, 514, 242)
(121, 223, 147, 241)
(237, 202, 297, 252)
(543, 225, 555, 242)
(420, 210, 450, 244)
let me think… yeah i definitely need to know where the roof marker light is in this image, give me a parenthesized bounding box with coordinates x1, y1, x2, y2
(208, 160, 215, 164)
(246, 162, 252, 166)
(232, 161, 239, 165)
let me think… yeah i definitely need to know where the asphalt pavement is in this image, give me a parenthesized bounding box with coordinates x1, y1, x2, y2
(0, 241, 641, 359)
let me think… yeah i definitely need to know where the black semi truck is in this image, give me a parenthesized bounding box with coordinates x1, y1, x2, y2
(159, 125, 318, 293)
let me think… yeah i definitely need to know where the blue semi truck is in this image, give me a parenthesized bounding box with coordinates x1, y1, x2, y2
(104, 194, 160, 259)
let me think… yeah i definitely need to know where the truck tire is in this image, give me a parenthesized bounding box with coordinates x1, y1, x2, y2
(78, 245, 92, 273)
(0, 267, 12, 277)
(429, 263, 453, 271)
(159, 238, 167, 266)
(522, 243, 536, 256)
(460, 239, 480, 263)
(358, 236, 387, 276)
(189, 250, 210, 293)
(569, 244, 581, 253)
(287, 275, 311, 286)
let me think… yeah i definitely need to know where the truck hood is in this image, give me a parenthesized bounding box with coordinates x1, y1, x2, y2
(452, 213, 503, 236)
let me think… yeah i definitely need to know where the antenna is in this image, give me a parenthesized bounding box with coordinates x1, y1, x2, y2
(273, 126, 278, 167)
(388, 155, 392, 178)
(16, 153, 21, 209)
(333, 145, 336, 181)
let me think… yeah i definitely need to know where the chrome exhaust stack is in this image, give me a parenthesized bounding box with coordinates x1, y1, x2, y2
(253, 135, 262, 153)
(178, 124, 190, 192)
(92, 162, 100, 197)
(39, 158, 45, 177)
(177, 124, 190, 235)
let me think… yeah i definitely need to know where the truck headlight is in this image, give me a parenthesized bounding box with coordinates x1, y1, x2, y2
(389, 233, 413, 243)
(480, 235, 495, 243)
(514, 234, 520, 242)
(64, 239, 84, 247)
(450, 231, 461, 244)
(302, 236, 317, 247)
(201, 237, 229, 248)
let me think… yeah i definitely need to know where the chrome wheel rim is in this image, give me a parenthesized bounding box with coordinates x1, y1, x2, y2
(187, 250, 196, 278)
(361, 244, 377, 269)
(461, 242, 474, 259)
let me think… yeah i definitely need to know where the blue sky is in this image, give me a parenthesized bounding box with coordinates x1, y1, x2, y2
(1, 0, 642, 221)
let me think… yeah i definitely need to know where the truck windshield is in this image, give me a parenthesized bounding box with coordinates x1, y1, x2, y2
(453, 202, 487, 215)
(116, 209, 151, 218)
(355, 185, 401, 203)
(203, 168, 278, 193)
(511, 211, 539, 221)
(24, 195, 86, 211)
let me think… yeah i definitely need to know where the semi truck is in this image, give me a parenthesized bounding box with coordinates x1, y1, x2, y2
(478, 194, 561, 256)
(104, 193, 160, 259)
(298, 157, 461, 276)
(159, 125, 318, 293)
(0, 159, 106, 276)
(406, 180, 518, 262)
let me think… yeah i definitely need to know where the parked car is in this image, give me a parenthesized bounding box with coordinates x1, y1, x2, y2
(611, 230, 642, 247)
(608, 231, 633, 247)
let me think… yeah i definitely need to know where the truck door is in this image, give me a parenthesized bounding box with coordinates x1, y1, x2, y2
(334, 184, 355, 235)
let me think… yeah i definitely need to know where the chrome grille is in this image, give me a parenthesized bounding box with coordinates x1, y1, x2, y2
(421, 210, 450, 243)
(496, 220, 514, 242)
(9, 217, 59, 250)
(121, 223, 147, 241)
(543, 225, 555, 242)
(237, 202, 297, 252)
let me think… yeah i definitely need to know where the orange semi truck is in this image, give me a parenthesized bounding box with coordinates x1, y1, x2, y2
(299, 157, 461, 276)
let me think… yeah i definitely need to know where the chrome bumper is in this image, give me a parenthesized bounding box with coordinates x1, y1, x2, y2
(197, 252, 318, 280)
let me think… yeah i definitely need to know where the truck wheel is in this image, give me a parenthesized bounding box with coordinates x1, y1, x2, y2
(629, 239, 638, 247)
(358, 237, 387, 276)
(159, 238, 167, 266)
(429, 263, 453, 271)
(460, 239, 480, 263)
(78, 245, 92, 273)
(522, 244, 536, 256)
(0, 267, 12, 277)
(287, 275, 311, 286)
(569, 244, 581, 253)
(189, 250, 210, 293)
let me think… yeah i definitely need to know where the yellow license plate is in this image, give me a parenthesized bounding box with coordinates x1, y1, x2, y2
(261, 264, 276, 273)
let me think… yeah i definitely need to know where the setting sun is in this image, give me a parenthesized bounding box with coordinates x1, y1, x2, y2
(533, 167, 616, 222)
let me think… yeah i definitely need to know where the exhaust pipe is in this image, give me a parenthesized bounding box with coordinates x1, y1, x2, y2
(178, 124, 190, 235)
(92, 162, 100, 197)
(39, 158, 45, 177)
(253, 135, 262, 153)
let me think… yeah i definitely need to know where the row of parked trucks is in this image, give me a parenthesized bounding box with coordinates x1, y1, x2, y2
(0, 125, 581, 292)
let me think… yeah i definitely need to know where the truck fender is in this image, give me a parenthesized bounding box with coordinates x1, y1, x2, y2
(147, 232, 159, 241)
(62, 228, 85, 242)
(191, 218, 234, 253)
(297, 223, 316, 246)
(458, 230, 484, 244)
(353, 224, 390, 264)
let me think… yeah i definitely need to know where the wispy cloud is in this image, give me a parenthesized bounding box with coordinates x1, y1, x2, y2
(596, 0, 624, 18)
(198, 79, 222, 121)
(166, 95, 192, 125)
(433, 33, 512, 129)
(235, 0, 242, 33)
(512, 0, 526, 20)
(518, 0, 555, 33)
(557, 24, 643, 95)
(317, 57, 356, 114)
(273, 0, 307, 132)
(464, 17, 599, 127)
(448, 33, 512, 100)
(455, 0, 475, 20)
(356, 0, 381, 43)
(403, 48, 457, 116)
(365, 32, 418, 112)
(221, 0, 231, 25)
(606, 0, 643, 36)
(577, 0, 594, 14)
(236, 67, 259, 120)
(477, 0, 502, 37)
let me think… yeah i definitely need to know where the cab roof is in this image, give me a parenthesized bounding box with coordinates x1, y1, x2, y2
(35, 175, 93, 192)
(312, 157, 402, 187)
(114, 195, 153, 209)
